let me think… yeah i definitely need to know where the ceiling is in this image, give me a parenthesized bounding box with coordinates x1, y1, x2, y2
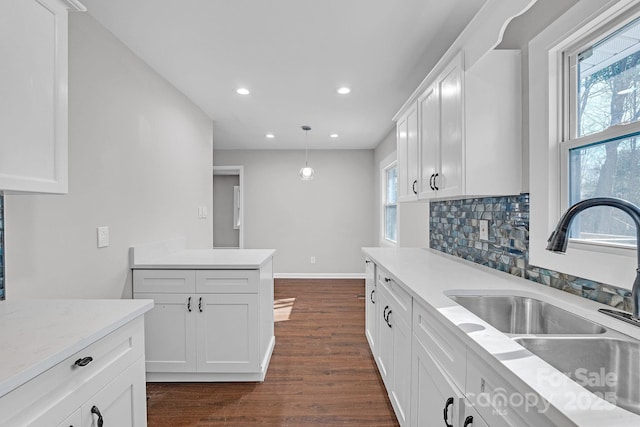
(81, 0, 486, 150)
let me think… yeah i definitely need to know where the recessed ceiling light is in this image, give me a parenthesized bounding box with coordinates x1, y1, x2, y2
(330, 133, 339, 139)
(265, 133, 275, 139)
(337, 87, 351, 95)
(236, 88, 250, 95)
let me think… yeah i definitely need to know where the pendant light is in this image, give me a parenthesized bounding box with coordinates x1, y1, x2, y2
(299, 125, 315, 180)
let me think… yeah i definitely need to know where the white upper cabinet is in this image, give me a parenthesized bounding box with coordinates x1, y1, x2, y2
(397, 103, 419, 202)
(0, 0, 84, 194)
(399, 49, 521, 200)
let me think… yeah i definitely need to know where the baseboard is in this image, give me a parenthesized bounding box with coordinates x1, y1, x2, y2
(274, 273, 366, 279)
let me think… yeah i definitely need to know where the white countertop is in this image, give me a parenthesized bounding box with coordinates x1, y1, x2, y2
(129, 238, 275, 269)
(0, 299, 153, 398)
(362, 247, 640, 426)
(131, 248, 275, 269)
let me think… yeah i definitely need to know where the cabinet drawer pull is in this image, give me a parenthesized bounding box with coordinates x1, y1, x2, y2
(187, 296, 192, 312)
(383, 305, 389, 321)
(430, 173, 435, 190)
(370, 289, 375, 304)
(91, 405, 104, 427)
(386, 310, 392, 328)
(74, 356, 93, 367)
(199, 297, 203, 312)
(412, 179, 418, 194)
(443, 397, 454, 427)
(384, 277, 391, 283)
(433, 172, 439, 191)
(464, 415, 474, 427)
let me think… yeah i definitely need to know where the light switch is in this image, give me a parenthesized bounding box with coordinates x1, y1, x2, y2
(97, 226, 109, 248)
(198, 206, 208, 219)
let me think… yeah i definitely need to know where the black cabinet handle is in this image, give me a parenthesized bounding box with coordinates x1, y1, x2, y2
(187, 296, 192, 312)
(383, 305, 389, 321)
(365, 259, 371, 264)
(464, 415, 474, 427)
(384, 277, 391, 283)
(370, 289, 375, 304)
(199, 297, 203, 312)
(386, 310, 392, 328)
(433, 173, 439, 191)
(443, 397, 454, 427)
(429, 174, 435, 190)
(74, 356, 93, 367)
(412, 179, 418, 194)
(91, 406, 104, 427)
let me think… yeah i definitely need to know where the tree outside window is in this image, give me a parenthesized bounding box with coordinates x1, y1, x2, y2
(567, 16, 640, 246)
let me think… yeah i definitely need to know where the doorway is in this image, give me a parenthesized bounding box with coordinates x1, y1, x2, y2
(213, 166, 244, 248)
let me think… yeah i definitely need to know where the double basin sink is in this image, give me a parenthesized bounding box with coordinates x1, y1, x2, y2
(448, 294, 640, 416)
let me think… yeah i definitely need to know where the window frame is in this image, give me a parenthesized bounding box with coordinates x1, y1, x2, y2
(529, 0, 640, 291)
(560, 9, 640, 249)
(380, 153, 398, 247)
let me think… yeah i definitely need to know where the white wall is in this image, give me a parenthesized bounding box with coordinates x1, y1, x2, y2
(4, 13, 213, 299)
(213, 150, 375, 276)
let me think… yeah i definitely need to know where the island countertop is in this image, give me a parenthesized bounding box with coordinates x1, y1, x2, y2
(0, 298, 153, 398)
(129, 238, 275, 269)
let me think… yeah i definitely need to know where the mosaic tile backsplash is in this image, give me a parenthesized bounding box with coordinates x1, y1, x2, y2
(0, 193, 4, 300)
(429, 194, 634, 312)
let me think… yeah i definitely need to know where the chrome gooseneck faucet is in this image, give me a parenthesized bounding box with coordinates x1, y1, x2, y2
(546, 197, 640, 321)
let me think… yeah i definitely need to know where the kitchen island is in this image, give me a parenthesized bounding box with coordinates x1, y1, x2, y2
(0, 298, 153, 427)
(130, 238, 275, 382)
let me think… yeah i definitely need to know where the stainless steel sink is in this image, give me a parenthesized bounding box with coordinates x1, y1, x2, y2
(448, 295, 607, 335)
(515, 337, 640, 415)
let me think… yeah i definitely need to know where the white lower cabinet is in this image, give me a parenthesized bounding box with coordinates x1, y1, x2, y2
(366, 260, 559, 427)
(133, 262, 274, 382)
(57, 409, 81, 427)
(80, 357, 147, 427)
(364, 259, 378, 358)
(376, 268, 412, 426)
(0, 317, 147, 427)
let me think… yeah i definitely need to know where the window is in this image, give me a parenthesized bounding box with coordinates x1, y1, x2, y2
(563, 13, 640, 248)
(529, 0, 640, 290)
(383, 162, 398, 244)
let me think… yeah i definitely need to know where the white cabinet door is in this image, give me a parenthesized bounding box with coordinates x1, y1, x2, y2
(56, 409, 80, 427)
(377, 279, 412, 426)
(364, 259, 378, 357)
(82, 357, 147, 427)
(196, 293, 260, 373)
(135, 293, 197, 372)
(376, 283, 393, 389)
(437, 54, 464, 198)
(462, 402, 489, 427)
(397, 103, 419, 202)
(0, 0, 76, 193)
(418, 83, 439, 199)
(389, 311, 411, 426)
(411, 337, 464, 427)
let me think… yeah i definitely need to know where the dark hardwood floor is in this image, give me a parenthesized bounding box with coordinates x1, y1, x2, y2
(146, 279, 400, 427)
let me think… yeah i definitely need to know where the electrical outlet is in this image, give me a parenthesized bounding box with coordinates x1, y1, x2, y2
(198, 207, 208, 219)
(310, 256, 316, 264)
(479, 220, 489, 241)
(97, 226, 109, 248)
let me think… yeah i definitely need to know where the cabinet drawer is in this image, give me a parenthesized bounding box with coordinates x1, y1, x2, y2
(377, 268, 412, 325)
(466, 352, 556, 427)
(133, 269, 196, 293)
(0, 317, 144, 427)
(412, 299, 466, 391)
(196, 269, 259, 293)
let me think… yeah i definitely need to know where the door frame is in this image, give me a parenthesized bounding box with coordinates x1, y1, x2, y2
(212, 166, 244, 249)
